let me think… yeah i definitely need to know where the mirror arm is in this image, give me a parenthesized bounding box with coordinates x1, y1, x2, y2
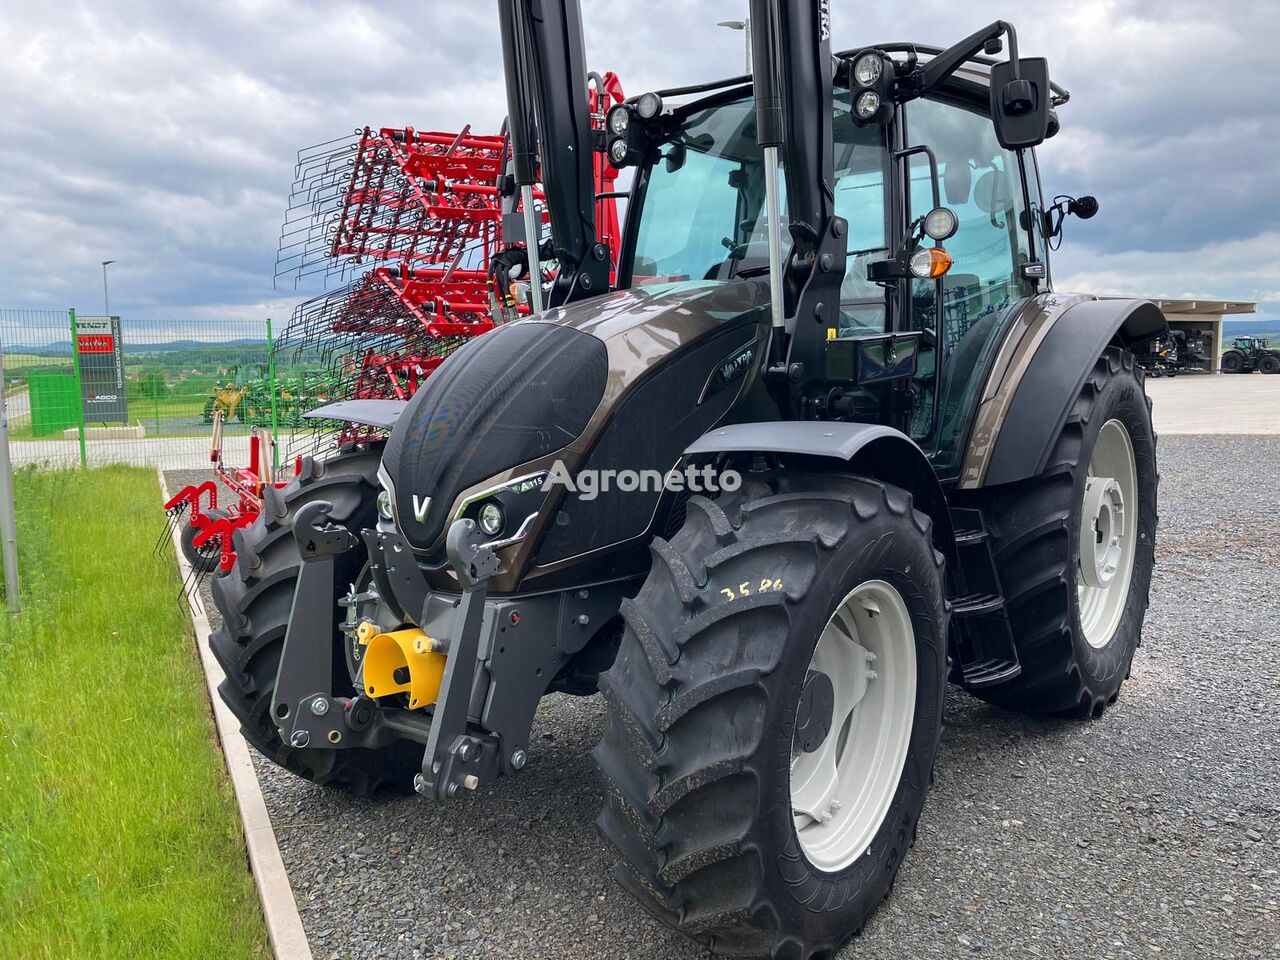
(917, 21, 1017, 95)
(894, 144, 941, 210)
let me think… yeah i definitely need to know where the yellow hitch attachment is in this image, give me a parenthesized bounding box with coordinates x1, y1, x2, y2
(362, 629, 446, 709)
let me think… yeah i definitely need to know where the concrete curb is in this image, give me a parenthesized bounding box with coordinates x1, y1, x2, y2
(159, 469, 313, 960)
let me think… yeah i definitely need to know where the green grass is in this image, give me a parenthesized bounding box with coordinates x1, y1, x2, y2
(0, 466, 269, 959)
(2, 353, 70, 372)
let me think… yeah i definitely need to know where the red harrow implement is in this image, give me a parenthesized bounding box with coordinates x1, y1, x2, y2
(167, 74, 625, 572)
(164, 414, 297, 574)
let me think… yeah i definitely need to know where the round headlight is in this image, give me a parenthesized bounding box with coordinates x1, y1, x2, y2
(909, 246, 955, 280)
(636, 92, 663, 120)
(923, 206, 959, 241)
(854, 52, 883, 88)
(608, 136, 630, 167)
(376, 489, 393, 521)
(478, 502, 505, 537)
(854, 90, 882, 120)
(607, 104, 630, 136)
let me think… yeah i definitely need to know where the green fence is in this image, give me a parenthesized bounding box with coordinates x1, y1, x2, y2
(0, 309, 328, 473)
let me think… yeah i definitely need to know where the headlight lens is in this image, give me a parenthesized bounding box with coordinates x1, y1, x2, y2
(854, 90, 882, 120)
(636, 92, 663, 119)
(376, 489, 394, 521)
(478, 502, 505, 536)
(608, 137, 630, 166)
(923, 206, 959, 241)
(854, 52, 883, 88)
(607, 104, 630, 136)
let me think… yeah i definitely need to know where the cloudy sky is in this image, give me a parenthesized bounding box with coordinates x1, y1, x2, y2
(0, 0, 1274, 325)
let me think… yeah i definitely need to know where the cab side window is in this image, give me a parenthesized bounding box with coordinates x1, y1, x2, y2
(906, 97, 1033, 348)
(904, 96, 1035, 441)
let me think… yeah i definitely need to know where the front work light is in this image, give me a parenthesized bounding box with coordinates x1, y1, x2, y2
(923, 206, 959, 241)
(608, 136, 631, 167)
(636, 92, 663, 120)
(607, 104, 630, 136)
(854, 90, 882, 120)
(909, 247, 954, 280)
(848, 49, 896, 126)
(853, 52, 883, 87)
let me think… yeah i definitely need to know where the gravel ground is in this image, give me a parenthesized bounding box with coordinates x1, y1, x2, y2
(166, 436, 1280, 960)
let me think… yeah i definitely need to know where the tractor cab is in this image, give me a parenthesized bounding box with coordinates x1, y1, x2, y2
(606, 46, 1074, 477)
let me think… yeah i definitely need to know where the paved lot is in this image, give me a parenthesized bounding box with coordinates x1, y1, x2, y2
(170, 427, 1280, 960)
(1146, 373, 1280, 434)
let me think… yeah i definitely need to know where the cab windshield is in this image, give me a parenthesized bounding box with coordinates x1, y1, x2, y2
(627, 92, 889, 332)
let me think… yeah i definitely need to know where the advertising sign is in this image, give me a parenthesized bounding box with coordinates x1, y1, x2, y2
(74, 316, 128, 423)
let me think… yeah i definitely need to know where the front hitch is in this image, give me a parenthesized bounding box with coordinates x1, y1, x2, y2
(272, 500, 360, 748)
(413, 518, 503, 800)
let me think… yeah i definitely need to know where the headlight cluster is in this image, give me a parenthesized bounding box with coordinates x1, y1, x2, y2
(459, 472, 549, 548)
(849, 50, 895, 127)
(604, 92, 663, 169)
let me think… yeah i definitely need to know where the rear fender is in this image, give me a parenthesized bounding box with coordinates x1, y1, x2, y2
(958, 296, 1166, 489)
(685, 421, 954, 560)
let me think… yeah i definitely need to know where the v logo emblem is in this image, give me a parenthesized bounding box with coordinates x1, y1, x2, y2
(412, 495, 431, 522)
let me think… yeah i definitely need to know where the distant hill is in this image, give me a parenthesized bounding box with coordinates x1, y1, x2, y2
(3, 338, 268, 356)
(1223, 318, 1278, 339)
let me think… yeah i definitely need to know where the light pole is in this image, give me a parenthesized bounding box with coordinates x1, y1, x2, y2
(717, 19, 751, 73)
(101, 260, 116, 316)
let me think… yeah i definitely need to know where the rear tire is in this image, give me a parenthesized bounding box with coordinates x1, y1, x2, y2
(594, 472, 947, 958)
(210, 443, 421, 793)
(960, 346, 1157, 718)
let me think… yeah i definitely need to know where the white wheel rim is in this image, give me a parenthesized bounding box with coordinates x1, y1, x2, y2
(1078, 418, 1138, 649)
(790, 580, 916, 872)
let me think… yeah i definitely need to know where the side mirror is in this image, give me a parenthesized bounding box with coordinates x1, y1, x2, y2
(943, 161, 972, 205)
(665, 142, 687, 173)
(989, 57, 1051, 150)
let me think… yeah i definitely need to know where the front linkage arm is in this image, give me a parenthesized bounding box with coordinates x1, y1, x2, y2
(272, 500, 359, 749)
(415, 519, 503, 801)
(273, 500, 430, 753)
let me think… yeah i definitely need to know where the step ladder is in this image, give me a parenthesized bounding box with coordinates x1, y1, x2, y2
(948, 508, 1022, 689)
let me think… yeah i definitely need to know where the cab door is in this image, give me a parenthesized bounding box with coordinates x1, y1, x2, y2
(901, 95, 1041, 472)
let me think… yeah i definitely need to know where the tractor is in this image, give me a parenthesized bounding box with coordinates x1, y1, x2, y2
(1220, 335, 1280, 374)
(201, 363, 268, 423)
(211, 3, 1164, 956)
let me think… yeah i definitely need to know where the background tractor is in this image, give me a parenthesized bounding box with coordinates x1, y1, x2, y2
(211, 3, 1165, 957)
(1220, 335, 1280, 374)
(201, 363, 269, 423)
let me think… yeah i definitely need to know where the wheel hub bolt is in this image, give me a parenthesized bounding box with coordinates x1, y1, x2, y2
(310, 697, 330, 716)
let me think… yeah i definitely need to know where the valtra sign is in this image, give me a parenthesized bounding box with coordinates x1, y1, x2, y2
(73, 316, 128, 423)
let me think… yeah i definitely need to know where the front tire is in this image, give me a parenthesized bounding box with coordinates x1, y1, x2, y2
(594, 472, 947, 958)
(209, 443, 421, 792)
(1220, 350, 1245, 373)
(1259, 354, 1280, 375)
(961, 346, 1157, 717)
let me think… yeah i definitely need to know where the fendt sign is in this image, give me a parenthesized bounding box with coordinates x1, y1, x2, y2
(74, 316, 128, 423)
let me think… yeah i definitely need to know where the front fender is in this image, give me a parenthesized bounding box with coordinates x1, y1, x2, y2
(685, 421, 954, 558)
(303, 398, 409, 429)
